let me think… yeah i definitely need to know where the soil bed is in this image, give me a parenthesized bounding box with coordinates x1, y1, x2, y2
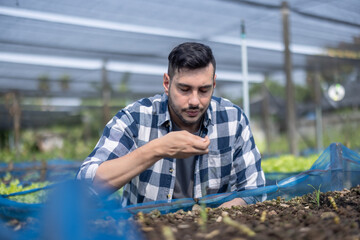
(135, 185, 360, 240)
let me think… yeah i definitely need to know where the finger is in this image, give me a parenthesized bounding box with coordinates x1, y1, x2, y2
(192, 134, 209, 142)
(192, 141, 209, 152)
(203, 135, 209, 143)
(198, 135, 210, 148)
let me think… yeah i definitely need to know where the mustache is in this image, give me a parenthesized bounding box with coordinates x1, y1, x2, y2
(184, 106, 200, 111)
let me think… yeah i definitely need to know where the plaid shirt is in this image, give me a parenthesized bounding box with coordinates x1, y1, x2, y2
(77, 93, 265, 206)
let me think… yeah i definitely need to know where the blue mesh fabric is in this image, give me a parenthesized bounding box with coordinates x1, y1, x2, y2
(0, 143, 359, 239)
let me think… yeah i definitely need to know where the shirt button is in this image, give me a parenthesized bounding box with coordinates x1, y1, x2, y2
(169, 168, 174, 173)
(167, 194, 171, 199)
(165, 122, 170, 128)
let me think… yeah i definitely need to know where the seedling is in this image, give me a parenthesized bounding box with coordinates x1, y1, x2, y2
(223, 215, 256, 237)
(260, 210, 267, 223)
(328, 196, 338, 211)
(136, 212, 144, 223)
(198, 202, 208, 232)
(162, 225, 175, 240)
(308, 184, 321, 207)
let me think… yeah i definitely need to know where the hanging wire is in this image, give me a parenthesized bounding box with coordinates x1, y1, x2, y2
(332, 1, 360, 16)
(291, 0, 337, 10)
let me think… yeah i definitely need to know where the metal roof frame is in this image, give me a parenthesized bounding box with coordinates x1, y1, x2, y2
(0, 0, 359, 104)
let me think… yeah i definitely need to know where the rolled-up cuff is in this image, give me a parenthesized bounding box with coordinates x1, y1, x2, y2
(241, 196, 257, 205)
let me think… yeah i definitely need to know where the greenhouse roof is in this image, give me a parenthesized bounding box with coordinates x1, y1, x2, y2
(0, 0, 359, 100)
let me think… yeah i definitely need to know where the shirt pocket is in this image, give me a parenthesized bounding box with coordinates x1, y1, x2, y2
(207, 146, 233, 193)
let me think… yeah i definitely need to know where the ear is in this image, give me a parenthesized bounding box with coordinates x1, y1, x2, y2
(163, 73, 170, 95)
(213, 74, 217, 89)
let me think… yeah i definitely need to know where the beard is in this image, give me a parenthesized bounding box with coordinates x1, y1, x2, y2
(168, 94, 206, 127)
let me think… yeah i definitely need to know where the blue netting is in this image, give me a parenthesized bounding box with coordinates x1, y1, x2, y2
(124, 142, 360, 213)
(0, 181, 142, 240)
(0, 159, 81, 183)
(0, 143, 359, 240)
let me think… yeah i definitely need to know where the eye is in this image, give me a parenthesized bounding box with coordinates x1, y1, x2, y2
(199, 88, 210, 93)
(179, 87, 190, 92)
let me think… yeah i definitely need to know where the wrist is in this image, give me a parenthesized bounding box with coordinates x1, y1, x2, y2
(146, 138, 166, 160)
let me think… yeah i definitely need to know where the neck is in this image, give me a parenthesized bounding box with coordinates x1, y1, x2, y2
(169, 109, 201, 133)
(173, 117, 201, 133)
(183, 122, 201, 133)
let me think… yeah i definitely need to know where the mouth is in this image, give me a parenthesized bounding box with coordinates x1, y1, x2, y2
(186, 110, 200, 117)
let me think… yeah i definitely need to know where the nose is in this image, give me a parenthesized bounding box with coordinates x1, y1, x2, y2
(189, 91, 200, 106)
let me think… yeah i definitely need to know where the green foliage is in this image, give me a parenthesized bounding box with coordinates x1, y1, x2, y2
(199, 203, 208, 232)
(255, 115, 360, 156)
(38, 74, 50, 92)
(59, 74, 71, 91)
(261, 154, 319, 173)
(322, 112, 360, 150)
(0, 173, 50, 203)
(295, 84, 312, 102)
(256, 134, 289, 155)
(118, 72, 130, 93)
(249, 80, 312, 102)
(0, 124, 100, 162)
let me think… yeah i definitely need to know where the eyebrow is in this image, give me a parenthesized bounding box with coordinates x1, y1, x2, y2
(177, 83, 213, 89)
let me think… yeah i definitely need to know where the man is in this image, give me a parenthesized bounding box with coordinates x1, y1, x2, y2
(77, 42, 265, 208)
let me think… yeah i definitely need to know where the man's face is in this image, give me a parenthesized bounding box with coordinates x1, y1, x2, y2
(163, 64, 216, 132)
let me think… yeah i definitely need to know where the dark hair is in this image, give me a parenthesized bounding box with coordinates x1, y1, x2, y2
(167, 42, 216, 79)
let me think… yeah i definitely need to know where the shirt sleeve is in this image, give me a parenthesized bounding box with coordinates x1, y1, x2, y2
(76, 110, 138, 183)
(230, 110, 266, 203)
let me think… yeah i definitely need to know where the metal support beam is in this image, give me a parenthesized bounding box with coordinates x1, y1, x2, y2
(241, 20, 250, 120)
(314, 71, 323, 152)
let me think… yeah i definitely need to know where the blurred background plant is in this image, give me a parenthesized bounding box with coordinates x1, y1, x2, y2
(0, 0, 359, 169)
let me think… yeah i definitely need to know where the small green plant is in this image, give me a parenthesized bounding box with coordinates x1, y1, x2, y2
(162, 225, 175, 240)
(222, 214, 256, 237)
(328, 196, 338, 211)
(199, 202, 208, 232)
(308, 184, 321, 207)
(0, 173, 50, 203)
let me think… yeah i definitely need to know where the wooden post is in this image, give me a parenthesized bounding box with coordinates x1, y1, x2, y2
(13, 91, 21, 158)
(4, 91, 21, 160)
(40, 160, 47, 181)
(281, 1, 298, 155)
(102, 59, 111, 126)
(261, 73, 271, 154)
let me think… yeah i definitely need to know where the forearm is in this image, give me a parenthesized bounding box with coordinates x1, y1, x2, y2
(93, 138, 164, 193)
(91, 130, 209, 195)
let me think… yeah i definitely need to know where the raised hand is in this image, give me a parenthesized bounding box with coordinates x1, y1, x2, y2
(156, 130, 210, 159)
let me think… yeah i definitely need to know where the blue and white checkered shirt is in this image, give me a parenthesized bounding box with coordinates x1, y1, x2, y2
(77, 93, 265, 206)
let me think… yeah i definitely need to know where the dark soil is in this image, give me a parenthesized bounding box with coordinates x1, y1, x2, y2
(135, 185, 360, 240)
(3, 186, 359, 240)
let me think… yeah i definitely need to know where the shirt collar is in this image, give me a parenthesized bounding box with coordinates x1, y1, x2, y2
(157, 93, 171, 127)
(204, 101, 213, 128)
(157, 93, 213, 129)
